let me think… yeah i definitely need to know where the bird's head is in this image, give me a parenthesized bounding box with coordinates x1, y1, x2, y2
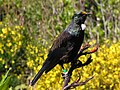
(72, 11, 91, 25)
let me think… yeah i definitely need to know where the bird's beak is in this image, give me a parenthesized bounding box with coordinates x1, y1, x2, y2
(82, 11, 92, 15)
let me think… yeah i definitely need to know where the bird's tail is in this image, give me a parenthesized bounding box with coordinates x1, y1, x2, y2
(31, 65, 47, 86)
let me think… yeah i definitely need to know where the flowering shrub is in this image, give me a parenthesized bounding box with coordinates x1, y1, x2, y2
(28, 40, 120, 90)
(0, 21, 120, 89)
(0, 0, 120, 89)
(0, 22, 26, 87)
(0, 22, 24, 70)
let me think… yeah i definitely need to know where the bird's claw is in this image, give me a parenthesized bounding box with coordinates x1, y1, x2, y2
(62, 71, 68, 79)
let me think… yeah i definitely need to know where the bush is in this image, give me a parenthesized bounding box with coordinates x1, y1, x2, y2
(29, 40, 120, 90)
(0, 0, 120, 89)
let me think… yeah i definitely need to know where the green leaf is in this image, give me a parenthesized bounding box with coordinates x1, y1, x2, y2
(0, 68, 12, 90)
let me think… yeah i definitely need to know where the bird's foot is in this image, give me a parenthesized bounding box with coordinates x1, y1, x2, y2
(62, 69, 69, 79)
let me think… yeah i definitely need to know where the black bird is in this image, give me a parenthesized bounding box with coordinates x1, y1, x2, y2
(31, 11, 90, 86)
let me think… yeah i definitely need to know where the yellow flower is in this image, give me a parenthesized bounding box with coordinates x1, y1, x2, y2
(2, 28, 8, 34)
(105, 39, 110, 43)
(0, 49, 4, 54)
(35, 47, 38, 53)
(18, 41, 22, 46)
(0, 43, 3, 48)
(0, 58, 2, 61)
(0, 34, 4, 37)
(7, 40, 10, 42)
(6, 42, 12, 47)
(10, 49, 14, 52)
(13, 37, 17, 41)
(35, 57, 39, 62)
(12, 60, 15, 64)
(108, 74, 112, 78)
(15, 25, 23, 29)
(11, 31, 16, 35)
(27, 60, 34, 68)
(17, 33, 21, 38)
(44, 54, 47, 60)
(30, 51, 34, 54)
(5, 65, 8, 68)
(92, 53, 96, 59)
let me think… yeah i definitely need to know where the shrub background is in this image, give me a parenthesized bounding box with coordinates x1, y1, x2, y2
(0, 0, 120, 89)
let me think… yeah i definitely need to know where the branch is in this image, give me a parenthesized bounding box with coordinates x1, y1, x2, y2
(62, 43, 98, 90)
(81, 45, 98, 55)
(63, 76, 94, 90)
(75, 43, 98, 60)
(62, 72, 70, 89)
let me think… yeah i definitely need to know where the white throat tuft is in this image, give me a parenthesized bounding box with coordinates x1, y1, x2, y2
(81, 24, 86, 30)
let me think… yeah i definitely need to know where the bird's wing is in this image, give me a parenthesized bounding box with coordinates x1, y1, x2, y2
(43, 31, 74, 73)
(50, 31, 73, 51)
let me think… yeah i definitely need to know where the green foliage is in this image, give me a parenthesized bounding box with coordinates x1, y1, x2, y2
(0, 24, 25, 71)
(0, 0, 120, 89)
(0, 68, 11, 90)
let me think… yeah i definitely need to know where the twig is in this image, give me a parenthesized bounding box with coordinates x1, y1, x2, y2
(76, 44, 98, 60)
(62, 73, 70, 89)
(63, 76, 94, 90)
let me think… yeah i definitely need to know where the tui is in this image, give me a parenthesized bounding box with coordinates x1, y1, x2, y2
(31, 11, 90, 86)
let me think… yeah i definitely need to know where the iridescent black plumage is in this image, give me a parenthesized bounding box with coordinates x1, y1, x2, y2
(31, 11, 90, 86)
